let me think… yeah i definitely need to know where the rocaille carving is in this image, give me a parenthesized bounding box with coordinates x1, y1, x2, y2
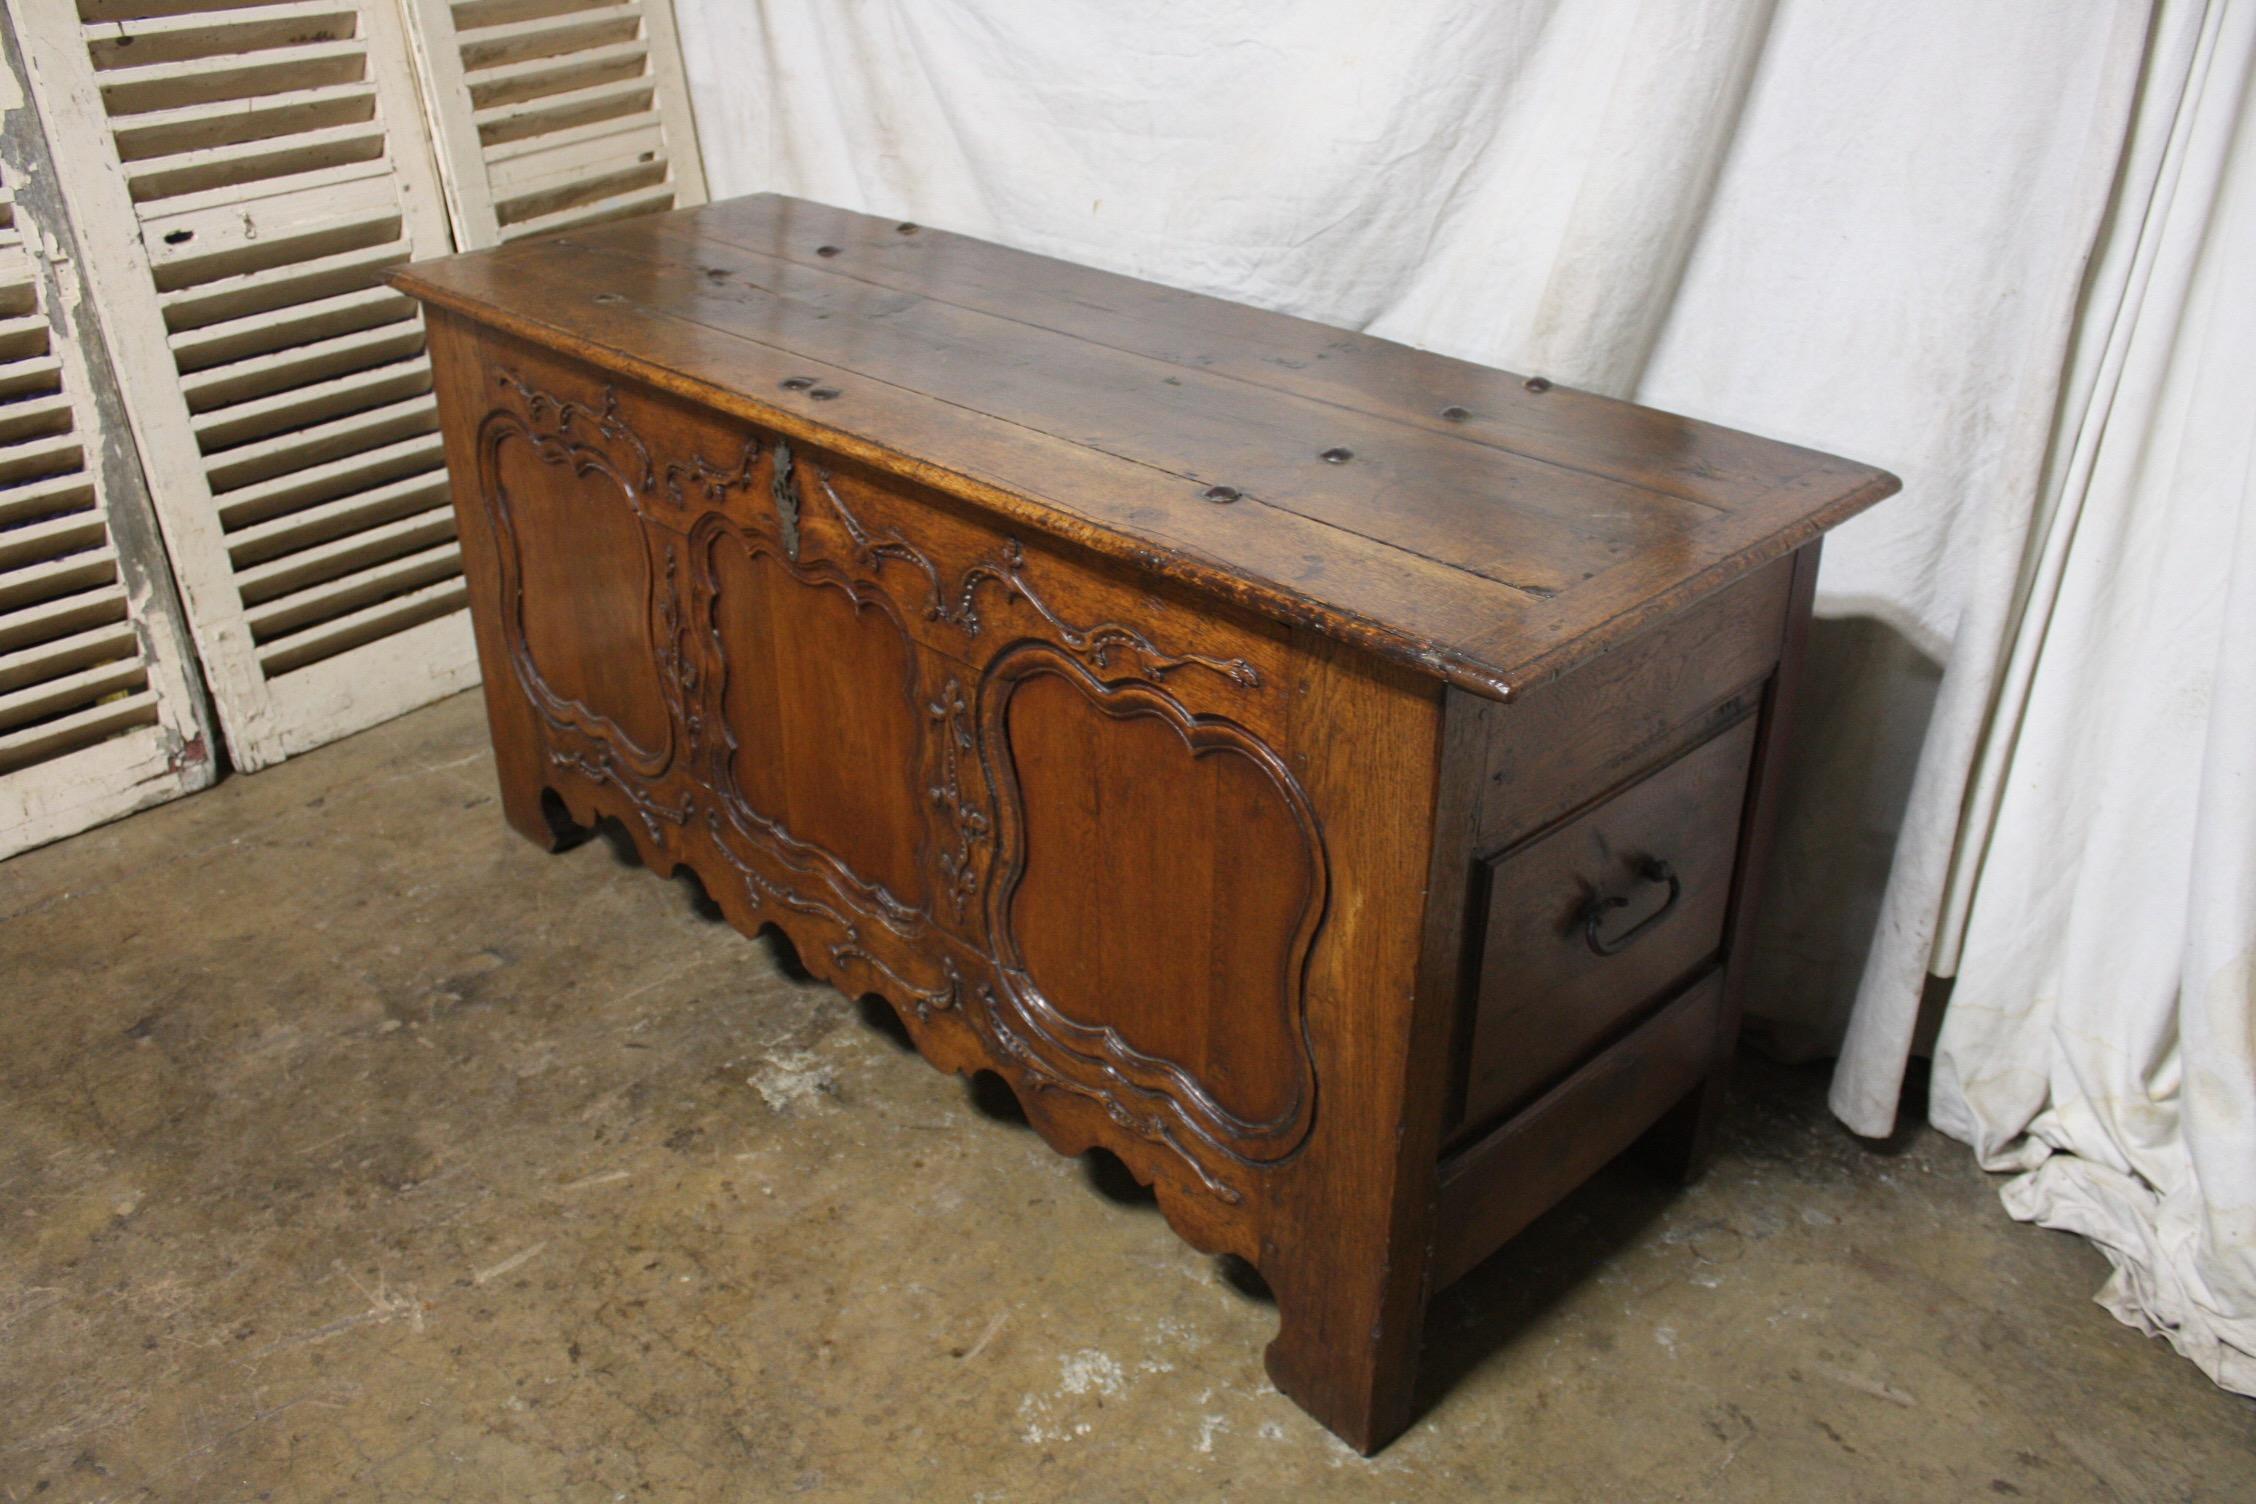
(546, 744, 694, 847)
(813, 465, 1262, 690)
(831, 947, 962, 1022)
(495, 374, 659, 495)
(815, 468, 946, 613)
(975, 987, 1245, 1206)
(950, 538, 1264, 689)
(927, 678, 987, 927)
(666, 443, 762, 517)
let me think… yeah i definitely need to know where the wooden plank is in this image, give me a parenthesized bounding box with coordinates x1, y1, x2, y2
(685, 195, 1855, 513)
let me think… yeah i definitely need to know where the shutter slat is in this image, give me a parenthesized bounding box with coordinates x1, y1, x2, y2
(471, 72, 652, 139)
(257, 572, 466, 675)
(82, 3, 362, 54)
(142, 170, 401, 285)
(0, 391, 78, 445)
(194, 352, 432, 448)
(96, 41, 372, 121)
(234, 500, 455, 602)
(0, 310, 52, 361)
(0, 689, 161, 776)
(181, 317, 426, 411)
(482, 107, 659, 175)
(127, 119, 392, 207)
(0, 619, 144, 695)
(107, 81, 381, 163)
(454, 2, 644, 52)
(162, 238, 410, 333)
(245, 537, 460, 637)
(0, 511, 109, 573)
(170, 284, 417, 372)
(140, 155, 397, 225)
(0, 432, 89, 489)
(0, 353, 65, 401)
(213, 434, 445, 528)
(0, 546, 120, 614)
(0, 583, 131, 655)
(463, 37, 648, 98)
(205, 390, 437, 492)
(496, 176, 671, 239)
(224, 468, 450, 565)
(0, 654, 149, 734)
(0, 472, 99, 529)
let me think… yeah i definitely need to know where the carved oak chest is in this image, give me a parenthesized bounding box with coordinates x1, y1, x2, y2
(392, 193, 1896, 1452)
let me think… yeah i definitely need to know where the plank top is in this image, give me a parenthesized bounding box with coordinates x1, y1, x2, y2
(391, 192, 1897, 700)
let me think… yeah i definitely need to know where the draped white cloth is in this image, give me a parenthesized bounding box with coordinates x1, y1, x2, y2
(672, 0, 2256, 1392)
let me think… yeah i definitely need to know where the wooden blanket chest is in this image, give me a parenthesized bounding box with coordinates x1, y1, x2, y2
(391, 194, 1897, 1452)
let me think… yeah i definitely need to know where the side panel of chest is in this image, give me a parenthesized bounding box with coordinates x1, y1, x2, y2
(429, 317, 1391, 1217)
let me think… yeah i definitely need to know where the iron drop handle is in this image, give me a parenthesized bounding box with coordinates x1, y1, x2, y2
(1580, 857, 1681, 957)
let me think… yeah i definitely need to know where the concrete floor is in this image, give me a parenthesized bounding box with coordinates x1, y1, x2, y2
(4, 693, 2253, 1504)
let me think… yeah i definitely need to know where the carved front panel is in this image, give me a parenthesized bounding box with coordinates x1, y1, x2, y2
(980, 645, 1328, 1184)
(694, 514, 931, 923)
(469, 357, 1327, 1207)
(479, 390, 678, 779)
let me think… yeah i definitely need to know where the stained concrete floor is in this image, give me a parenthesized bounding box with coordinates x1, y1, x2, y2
(4, 693, 2254, 1504)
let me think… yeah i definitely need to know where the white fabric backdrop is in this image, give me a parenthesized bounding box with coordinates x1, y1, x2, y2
(672, 0, 2254, 1391)
(1927, 0, 2256, 1396)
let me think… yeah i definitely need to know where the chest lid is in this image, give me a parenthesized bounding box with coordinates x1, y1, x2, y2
(391, 193, 1897, 702)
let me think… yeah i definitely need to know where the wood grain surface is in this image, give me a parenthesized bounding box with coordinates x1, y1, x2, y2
(391, 193, 1898, 701)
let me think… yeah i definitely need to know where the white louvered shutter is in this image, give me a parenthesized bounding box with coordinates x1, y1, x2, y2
(10, 0, 476, 771)
(397, 0, 706, 248)
(0, 17, 216, 857)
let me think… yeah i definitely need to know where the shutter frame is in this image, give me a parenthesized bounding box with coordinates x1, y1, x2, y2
(1, 3, 217, 857)
(12, 0, 476, 771)
(396, 0, 707, 250)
